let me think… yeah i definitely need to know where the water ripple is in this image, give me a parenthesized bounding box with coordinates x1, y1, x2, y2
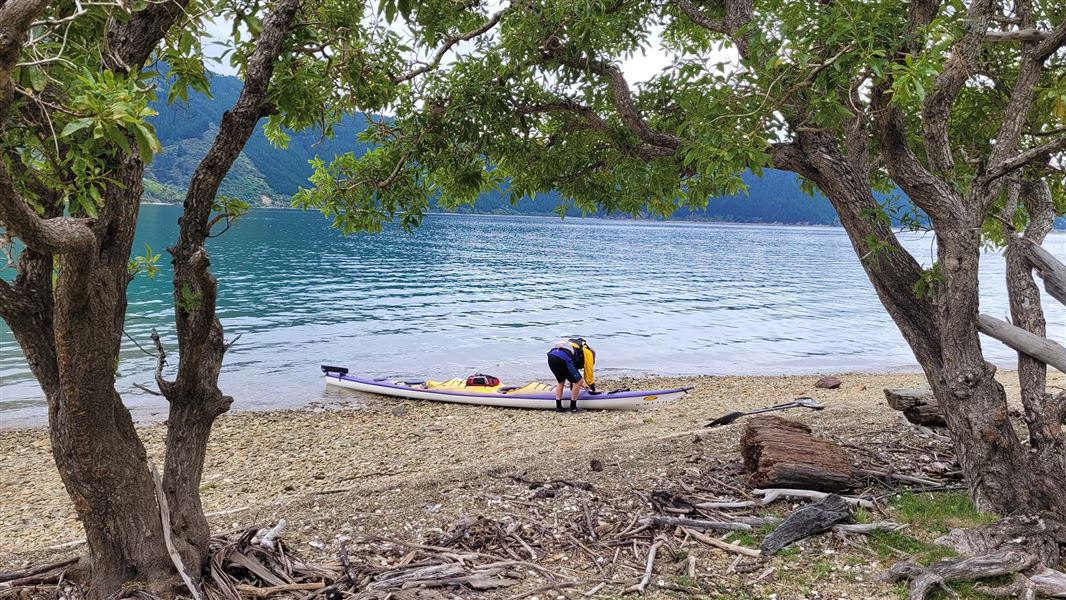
(2, 207, 1064, 426)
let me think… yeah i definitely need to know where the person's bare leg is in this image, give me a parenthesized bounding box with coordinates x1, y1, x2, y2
(570, 379, 585, 410)
(555, 382, 565, 411)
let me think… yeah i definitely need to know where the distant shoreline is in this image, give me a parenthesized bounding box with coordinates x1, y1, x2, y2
(139, 202, 1066, 230)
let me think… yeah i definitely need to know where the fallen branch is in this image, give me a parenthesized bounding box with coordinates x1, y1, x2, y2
(683, 528, 762, 558)
(150, 463, 204, 600)
(235, 582, 325, 597)
(625, 538, 663, 594)
(0, 557, 79, 585)
(505, 580, 595, 600)
(639, 515, 753, 532)
(753, 488, 876, 509)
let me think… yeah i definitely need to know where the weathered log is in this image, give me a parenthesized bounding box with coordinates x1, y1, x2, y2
(740, 416, 857, 492)
(936, 515, 1062, 568)
(1028, 243, 1066, 307)
(883, 551, 1038, 600)
(884, 387, 947, 427)
(977, 314, 1066, 374)
(982, 568, 1066, 599)
(760, 494, 852, 556)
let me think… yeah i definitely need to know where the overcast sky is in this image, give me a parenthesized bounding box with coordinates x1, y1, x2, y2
(200, 13, 732, 88)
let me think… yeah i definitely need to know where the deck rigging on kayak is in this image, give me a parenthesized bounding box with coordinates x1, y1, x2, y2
(320, 365, 690, 411)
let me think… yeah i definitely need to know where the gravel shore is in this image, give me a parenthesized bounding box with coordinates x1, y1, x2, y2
(1, 370, 1057, 574)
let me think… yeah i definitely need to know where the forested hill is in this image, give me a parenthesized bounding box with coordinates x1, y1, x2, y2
(147, 70, 971, 226)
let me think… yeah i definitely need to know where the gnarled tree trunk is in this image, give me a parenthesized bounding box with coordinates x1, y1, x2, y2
(1, 0, 302, 595)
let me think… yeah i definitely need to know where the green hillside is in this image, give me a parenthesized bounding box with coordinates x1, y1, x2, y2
(147, 70, 928, 226)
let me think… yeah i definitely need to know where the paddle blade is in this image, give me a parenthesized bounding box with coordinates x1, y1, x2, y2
(706, 411, 746, 427)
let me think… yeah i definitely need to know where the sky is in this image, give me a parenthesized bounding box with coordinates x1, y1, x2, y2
(200, 10, 731, 87)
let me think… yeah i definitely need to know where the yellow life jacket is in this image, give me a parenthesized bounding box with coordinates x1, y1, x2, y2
(568, 338, 595, 387)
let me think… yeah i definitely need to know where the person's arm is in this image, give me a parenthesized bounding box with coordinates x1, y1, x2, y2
(583, 345, 595, 390)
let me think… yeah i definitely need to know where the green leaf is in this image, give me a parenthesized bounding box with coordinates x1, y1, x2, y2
(61, 118, 95, 138)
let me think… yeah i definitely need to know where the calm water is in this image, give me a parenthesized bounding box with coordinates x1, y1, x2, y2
(2, 205, 1064, 426)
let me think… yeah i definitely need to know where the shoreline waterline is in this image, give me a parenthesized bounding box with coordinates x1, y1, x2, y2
(5, 364, 928, 430)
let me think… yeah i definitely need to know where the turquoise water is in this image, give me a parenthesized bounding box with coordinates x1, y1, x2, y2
(2, 204, 1064, 426)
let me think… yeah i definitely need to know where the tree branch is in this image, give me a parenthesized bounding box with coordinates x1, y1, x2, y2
(870, 85, 960, 221)
(104, 0, 193, 72)
(392, 6, 513, 84)
(518, 100, 676, 160)
(921, 0, 995, 175)
(985, 28, 1054, 43)
(0, 163, 95, 254)
(176, 0, 301, 253)
(149, 328, 174, 396)
(544, 44, 682, 154)
(984, 135, 1066, 183)
(675, 0, 753, 56)
(1032, 19, 1066, 63)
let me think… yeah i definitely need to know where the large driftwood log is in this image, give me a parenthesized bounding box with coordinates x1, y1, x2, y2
(937, 515, 1062, 567)
(978, 315, 1066, 374)
(884, 387, 946, 427)
(760, 494, 852, 556)
(1028, 244, 1066, 307)
(740, 416, 857, 492)
(883, 551, 1038, 600)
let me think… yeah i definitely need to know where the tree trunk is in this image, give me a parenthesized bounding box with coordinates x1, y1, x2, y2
(774, 131, 1066, 516)
(931, 227, 1065, 515)
(158, 0, 300, 565)
(47, 161, 181, 597)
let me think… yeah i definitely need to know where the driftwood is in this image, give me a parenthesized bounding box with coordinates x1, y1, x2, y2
(740, 416, 857, 492)
(760, 494, 852, 556)
(982, 568, 1066, 598)
(978, 314, 1066, 374)
(639, 515, 753, 532)
(884, 387, 946, 427)
(1028, 243, 1066, 306)
(753, 488, 875, 509)
(0, 558, 79, 585)
(883, 550, 1038, 600)
(683, 528, 762, 558)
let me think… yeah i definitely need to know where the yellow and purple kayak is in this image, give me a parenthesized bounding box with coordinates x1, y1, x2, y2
(321, 366, 690, 411)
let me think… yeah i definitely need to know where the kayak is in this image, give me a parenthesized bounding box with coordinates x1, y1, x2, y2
(321, 366, 691, 411)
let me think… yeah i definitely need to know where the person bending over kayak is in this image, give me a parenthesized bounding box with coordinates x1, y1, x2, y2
(547, 338, 596, 412)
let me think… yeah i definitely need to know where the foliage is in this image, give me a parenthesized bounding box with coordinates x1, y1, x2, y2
(128, 244, 162, 279)
(293, 0, 1064, 240)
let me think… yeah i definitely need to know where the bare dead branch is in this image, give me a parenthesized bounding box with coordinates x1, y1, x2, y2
(985, 27, 1053, 43)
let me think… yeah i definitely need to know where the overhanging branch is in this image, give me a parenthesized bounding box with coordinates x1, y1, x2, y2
(985, 136, 1066, 183)
(544, 44, 682, 155)
(391, 6, 512, 84)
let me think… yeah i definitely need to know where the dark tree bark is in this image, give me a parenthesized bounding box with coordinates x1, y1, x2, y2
(157, 0, 301, 564)
(0, 0, 302, 595)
